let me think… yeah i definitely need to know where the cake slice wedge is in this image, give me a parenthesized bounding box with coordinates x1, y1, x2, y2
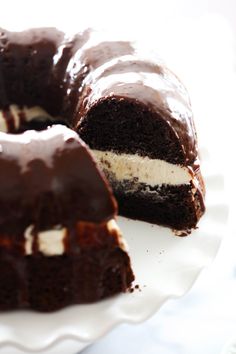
(0, 125, 134, 312)
(76, 54, 205, 232)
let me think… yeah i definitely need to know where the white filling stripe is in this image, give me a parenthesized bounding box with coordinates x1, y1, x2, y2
(38, 228, 66, 256)
(92, 150, 192, 186)
(0, 112, 8, 132)
(0, 105, 53, 133)
(24, 225, 66, 256)
(24, 219, 127, 256)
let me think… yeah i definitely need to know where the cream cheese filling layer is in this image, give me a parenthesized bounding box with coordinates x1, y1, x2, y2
(0, 112, 8, 132)
(24, 219, 127, 256)
(24, 225, 67, 256)
(92, 150, 193, 187)
(0, 105, 53, 133)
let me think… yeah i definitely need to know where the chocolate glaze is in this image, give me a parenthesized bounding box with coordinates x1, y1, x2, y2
(0, 27, 197, 165)
(0, 28, 64, 114)
(0, 125, 117, 237)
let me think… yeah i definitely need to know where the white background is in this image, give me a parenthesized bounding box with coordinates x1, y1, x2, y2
(0, 1, 236, 353)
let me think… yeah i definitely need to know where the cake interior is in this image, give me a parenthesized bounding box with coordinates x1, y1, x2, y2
(77, 98, 204, 231)
(78, 98, 186, 164)
(0, 101, 204, 232)
(92, 150, 203, 231)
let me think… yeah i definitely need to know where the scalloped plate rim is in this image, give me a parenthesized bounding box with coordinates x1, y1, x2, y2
(0, 148, 228, 353)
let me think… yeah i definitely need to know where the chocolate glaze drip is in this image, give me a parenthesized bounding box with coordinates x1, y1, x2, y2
(0, 27, 197, 165)
(0, 126, 117, 237)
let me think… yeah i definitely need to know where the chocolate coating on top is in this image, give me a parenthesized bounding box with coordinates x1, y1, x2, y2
(77, 55, 197, 165)
(0, 125, 117, 235)
(0, 27, 198, 165)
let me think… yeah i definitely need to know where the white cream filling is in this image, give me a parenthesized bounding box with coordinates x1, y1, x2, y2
(0, 112, 8, 132)
(24, 225, 34, 255)
(24, 219, 127, 256)
(107, 219, 128, 252)
(24, 225, 67, 256)
(0, 105, 53, 133)
(92, 150, 193, 186)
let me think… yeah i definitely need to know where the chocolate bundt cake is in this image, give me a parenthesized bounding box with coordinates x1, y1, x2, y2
(0, 27, 205, 311)
(0, 125, 134, 311)
(0, 27, 205, 232)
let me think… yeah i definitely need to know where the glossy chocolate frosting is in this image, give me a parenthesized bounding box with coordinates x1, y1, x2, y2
(0, 27, 197, 165)
(0, 125, 117, 235)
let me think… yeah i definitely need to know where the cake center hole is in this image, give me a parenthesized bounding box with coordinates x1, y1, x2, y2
(0, 105, 69, 134)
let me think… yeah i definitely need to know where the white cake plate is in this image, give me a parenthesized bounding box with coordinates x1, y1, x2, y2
(0, 146, 228, 354)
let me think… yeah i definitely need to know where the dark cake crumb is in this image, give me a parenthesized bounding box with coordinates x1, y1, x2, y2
(129, 284, 141, 293)
(173, 229, 192, 237)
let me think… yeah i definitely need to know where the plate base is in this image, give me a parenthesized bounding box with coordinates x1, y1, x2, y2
(0, 340, 91, 354)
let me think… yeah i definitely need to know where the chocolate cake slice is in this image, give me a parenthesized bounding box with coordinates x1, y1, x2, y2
(0, 125, 134, 311)
(0, 27, 205, 235)
(76, 53, 205, 232)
